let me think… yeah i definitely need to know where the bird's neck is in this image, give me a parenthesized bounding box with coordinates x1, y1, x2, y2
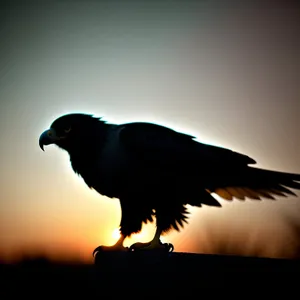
(67, 121, 113, 174)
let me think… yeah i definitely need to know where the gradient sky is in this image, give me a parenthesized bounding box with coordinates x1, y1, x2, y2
(0, 0, 299, 263)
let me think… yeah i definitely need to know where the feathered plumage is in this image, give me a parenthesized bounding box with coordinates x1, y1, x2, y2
(39, 113, 300, 253)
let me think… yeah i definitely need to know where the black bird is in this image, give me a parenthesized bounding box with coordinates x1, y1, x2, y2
(39, 113, 300, 254)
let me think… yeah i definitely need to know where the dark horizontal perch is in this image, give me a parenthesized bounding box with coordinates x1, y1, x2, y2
(94, 250, 299, 272)
(94, 251, 300, 280)
(1, 252, 300, 295)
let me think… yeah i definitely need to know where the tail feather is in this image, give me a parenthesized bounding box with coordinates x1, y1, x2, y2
(209, 167, 300, 201)
(273, 184, 297, 196)
(281, 180, 300, 190)
(256, 189, 275, 200)
(187, 189, 222, 207)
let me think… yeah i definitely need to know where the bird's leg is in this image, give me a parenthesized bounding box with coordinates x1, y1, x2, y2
(93, 234, 129, 256)
(129, 227, 174, 252)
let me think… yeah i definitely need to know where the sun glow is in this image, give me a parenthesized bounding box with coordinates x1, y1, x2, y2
(112, 228, 121, 240)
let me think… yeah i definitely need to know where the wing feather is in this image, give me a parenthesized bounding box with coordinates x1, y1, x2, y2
(118, 122, 300, 204)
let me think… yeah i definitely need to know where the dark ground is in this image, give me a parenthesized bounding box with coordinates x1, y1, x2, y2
(1, 252, 299, 296)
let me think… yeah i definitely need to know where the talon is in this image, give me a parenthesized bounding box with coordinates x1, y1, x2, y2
(93, 246, 103, 257)
(92, 244, 129, 257)
(166, 243, 174, 252)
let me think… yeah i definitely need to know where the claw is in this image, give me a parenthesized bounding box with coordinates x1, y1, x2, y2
(93, 245, 129, 257)
(165, 243, 174, 252)
(93, 246, 103, 257)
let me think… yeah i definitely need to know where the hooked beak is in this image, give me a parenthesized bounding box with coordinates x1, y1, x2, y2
(39, 128, 59, 151)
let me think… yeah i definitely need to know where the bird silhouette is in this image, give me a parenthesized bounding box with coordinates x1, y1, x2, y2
(39, 113, 300, 255)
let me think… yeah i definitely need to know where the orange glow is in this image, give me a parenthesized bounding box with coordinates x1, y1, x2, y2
(1, 0, 300, 264)
(112, 228, 121, 240)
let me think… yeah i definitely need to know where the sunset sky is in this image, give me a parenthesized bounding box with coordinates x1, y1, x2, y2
(0, 0, 299, 263)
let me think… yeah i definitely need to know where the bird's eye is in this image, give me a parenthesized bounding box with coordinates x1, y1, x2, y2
(64, 127, 71, 133)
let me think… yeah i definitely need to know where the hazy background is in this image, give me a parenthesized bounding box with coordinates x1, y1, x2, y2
(0, 0, 299, 263)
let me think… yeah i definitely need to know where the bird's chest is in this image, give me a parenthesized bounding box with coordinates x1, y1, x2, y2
(70, 137, 129, 198)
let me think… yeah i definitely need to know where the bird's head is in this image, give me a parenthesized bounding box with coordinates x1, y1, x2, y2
(39, 113, 104, 152)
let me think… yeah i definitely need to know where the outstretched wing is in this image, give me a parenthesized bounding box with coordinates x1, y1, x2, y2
(119, 122, 300, 203)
